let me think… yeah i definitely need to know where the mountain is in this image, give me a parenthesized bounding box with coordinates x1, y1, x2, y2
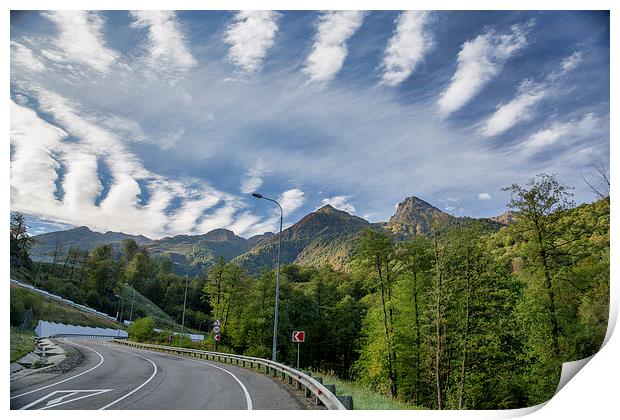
(490, 211, 517, 226)
(144, 229, 255, 275)
(29, 195, 508, 275)
(30, 226, 150, 262)
(233, 204, 374, 273)
(385, 196, 455, 238)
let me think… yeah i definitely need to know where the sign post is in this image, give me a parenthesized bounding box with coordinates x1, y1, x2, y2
(292, 331, 305, 369)
(213, 319, 221, 351)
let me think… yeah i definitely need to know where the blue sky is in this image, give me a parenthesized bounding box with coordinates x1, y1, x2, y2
(10, 10, 609, 238)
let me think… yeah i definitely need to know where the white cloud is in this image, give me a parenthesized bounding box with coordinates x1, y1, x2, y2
(478, 192, 491, 200)
(225, 11, 280, 74)
(10, 101, 65, 212)
(10, 87, 239, 239)
(240, 158, 267, 194)
(481, 80, 548, 137)
(380, 11, 434, 86)
(42, 11, 119, 74)
(10, 41, 45, 72)
(558, 51, 583, 75)
(521, 113, 601, 155)
(481, 52, 583, 137)
(321, 195, 356, 213)
(303, 11, 365, 83)
(130, 11, 197, 74)
(279, 188, 306, 216)
(438, 22, 530, 115)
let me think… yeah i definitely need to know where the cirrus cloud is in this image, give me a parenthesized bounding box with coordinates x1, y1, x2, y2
(438, 22, 531, 116)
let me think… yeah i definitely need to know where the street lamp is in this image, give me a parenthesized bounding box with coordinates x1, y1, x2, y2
(114, 294, 125, 323)
(172, 262, 190, 348)
(251, 192, 283, 362)
(128, 289, 137, 324)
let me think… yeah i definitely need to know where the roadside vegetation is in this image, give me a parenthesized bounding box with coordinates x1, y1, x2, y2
(10, 173, 609, 409)
(10, 327, 36, 362)
(10, 284, 120, 329)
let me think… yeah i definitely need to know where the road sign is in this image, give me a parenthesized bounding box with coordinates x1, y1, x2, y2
(292, 331, 305, 342)
(213, 325, 221, 333)
(214, 319, 221, 326)
(214, 334, 221, 341)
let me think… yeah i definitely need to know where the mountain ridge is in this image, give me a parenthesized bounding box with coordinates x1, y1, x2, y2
(29, 195, 509, 274)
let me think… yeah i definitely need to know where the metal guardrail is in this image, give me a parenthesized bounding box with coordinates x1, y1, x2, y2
(11, 278, 119, 324)
(113, 340, 350, 410)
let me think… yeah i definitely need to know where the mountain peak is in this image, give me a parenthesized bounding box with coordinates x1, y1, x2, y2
(388, 195, 453, 236)
(315, 204, 339, 213)
(70, 226, 93, 233)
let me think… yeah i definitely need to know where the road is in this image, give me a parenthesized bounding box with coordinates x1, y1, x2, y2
(10, 338, 306, 410)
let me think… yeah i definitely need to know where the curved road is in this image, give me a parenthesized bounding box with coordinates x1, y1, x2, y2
(10, 339, 306, 410)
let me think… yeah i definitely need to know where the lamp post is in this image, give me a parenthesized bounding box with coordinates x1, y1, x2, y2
(172, 262, 190, 348)
(129, 289, 136, 324)
(251, 192, 283, 362)
(114, 294, 124, 323)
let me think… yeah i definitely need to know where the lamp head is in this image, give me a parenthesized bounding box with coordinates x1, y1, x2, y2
(252, 193, 263, 199)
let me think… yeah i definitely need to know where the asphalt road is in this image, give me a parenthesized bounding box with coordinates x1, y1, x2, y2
(10, 338, 306, 410)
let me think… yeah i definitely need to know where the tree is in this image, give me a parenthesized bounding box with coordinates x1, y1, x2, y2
(10, 212, 34, 268)
(202, 258, 248, 336)
(582, 161, 610, 200)
(124, 252, 153, 292)
(503, 173, 574, 359)
(397, 235, 433, 405)
(122, 239, 139, 262)
(87, 244, 119, 295)
(356, 229, 399, 397)
(129, 317, 155, 342)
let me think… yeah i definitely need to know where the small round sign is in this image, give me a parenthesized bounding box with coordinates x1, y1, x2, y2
(213, 325, 221, 333)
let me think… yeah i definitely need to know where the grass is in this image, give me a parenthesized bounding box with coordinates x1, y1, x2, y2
(310, 370, 421, 410)
(10, 327, 36, 362)
(11, 283, 122, 329)
(117, 283, 177, 329)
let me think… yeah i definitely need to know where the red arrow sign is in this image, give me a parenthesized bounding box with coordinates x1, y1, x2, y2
(292, 331, 305, 342)
(214, 334, 221, 341)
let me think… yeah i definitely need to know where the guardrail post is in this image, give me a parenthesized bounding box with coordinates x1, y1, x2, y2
(337, 396, 353, 410)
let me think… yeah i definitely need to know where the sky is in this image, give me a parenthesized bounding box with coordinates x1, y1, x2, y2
(9, 10, 610, 239)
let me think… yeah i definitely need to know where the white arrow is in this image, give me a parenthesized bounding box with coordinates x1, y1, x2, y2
(46, 392, 79, 406)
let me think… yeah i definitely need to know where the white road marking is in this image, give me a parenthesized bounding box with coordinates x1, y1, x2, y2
(47, 391, 79, 405)
(109, 343, 253, 410)
(97, 347, 158, 410)
(196, 360, 253, 410)
(19, 389, 113, 410)
(11, 338, 105, 400)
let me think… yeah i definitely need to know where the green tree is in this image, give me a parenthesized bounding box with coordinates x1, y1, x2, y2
(10, 212, 34, 268)
(503, 173, 574, 359)
(356, 229, 399, 397)
(86, 244, 119, 295)
(129, 317, 155, 342)
(124, 252, 153, 292)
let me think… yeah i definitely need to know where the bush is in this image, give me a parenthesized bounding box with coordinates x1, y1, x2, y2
(129, 317, 156, 342)
(10, 288, 42, 327)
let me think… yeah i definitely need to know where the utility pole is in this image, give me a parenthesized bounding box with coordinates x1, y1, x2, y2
(129, 289, 136, 323)
(179, 271, 189, 348)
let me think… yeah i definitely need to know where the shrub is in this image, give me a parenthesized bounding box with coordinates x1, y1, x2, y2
(129, 317, 155, 342)
(10, 288, 42, 327)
